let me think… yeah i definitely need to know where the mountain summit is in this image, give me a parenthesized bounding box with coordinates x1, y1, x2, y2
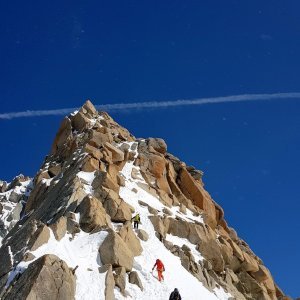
(0, 101, 290, 299)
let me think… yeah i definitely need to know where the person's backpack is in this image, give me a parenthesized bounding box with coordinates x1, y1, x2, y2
(170, 291, 180, 300)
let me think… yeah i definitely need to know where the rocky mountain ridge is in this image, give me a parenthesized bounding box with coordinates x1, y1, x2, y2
(0, 100, 291, 300)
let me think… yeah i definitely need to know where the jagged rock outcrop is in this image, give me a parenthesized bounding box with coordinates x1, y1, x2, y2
(2, 254, 76, 300)
(0, 100, 290, 300)
(76, 195, 111, 232)
(99, 230, 134, 271)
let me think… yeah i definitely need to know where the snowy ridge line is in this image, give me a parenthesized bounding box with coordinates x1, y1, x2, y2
(1, 92, 300, 119)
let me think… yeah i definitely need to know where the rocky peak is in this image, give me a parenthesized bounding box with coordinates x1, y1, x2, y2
(0, 100, 291, 300)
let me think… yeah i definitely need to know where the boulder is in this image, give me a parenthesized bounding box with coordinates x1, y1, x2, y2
(8, 190, 23, 203)
(6, 202, 23, 224)
(83, 144, 103, 160)
(88, 130, 113, 148)
(99, 230, 134, 271)
(257, 267, 276, 299)
(30, 224, 51, 251)
(148, 154, 166, 178)
(137, 229, 149, 241)
(66, 218, 81, 237)
(0, 180, 7, 193)
(76, 196, 111, 232)
(35, 170, 51, 185)
(157, 176, 172, 194)
(131, 168, 142, 180)
(113, 201, 133, 223)
(149, 215, 168, 238)
(197, 239, 225, 273)
(251, 264, 271, 282)
(129, 271, 143, 291)
(24, 180, 49, 214)
(167, 218, 189, 240)
(118, 222, 142, 256)
(117, 174, 125, 187)
(49, 216, 67, 241)
(0, 246, 13, 285)
(3, 254, 75, 300)
(241, 251, 259, 272)
(92, 171, 119, 193)
(138, 200, 148, 207)
(147, 138, 167, 154)
(179, 203, 187, 214)
(99, 264, 112, 274)
(51, 117, 73, 155)
(95, 188, 132, 223)
(82, 156, 99, 172)
(238, 270, 269, 300)
(148, 205, 158, 215)
(227, 238, 244, 261)
(104, 142, 124, 162)
(113, 267, 126, 294)
(48, 164, 62, 177)
(186, 166, 203, 181)
(218, 237, 234, 266)
(162, 207, 173, 216)
(80, 100, 97, 116)
(73, 111, 92, 132)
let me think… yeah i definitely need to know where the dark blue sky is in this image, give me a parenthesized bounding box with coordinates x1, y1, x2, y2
(1, 1, 299, 297)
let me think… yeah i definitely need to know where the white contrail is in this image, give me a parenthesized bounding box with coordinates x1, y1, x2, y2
(0, 92, 300, 120)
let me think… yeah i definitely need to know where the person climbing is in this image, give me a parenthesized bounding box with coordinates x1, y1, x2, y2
(131, 213, 140, 229)
(152, 259, 165, 282)
(169, 288, 182, 300)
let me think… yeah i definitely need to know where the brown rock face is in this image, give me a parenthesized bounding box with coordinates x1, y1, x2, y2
(51, 117, 73, 155)
(197, 240, 225, 273)
(118, 222, 143, 256)
(178, 167, 218, 228)
(99, 230, 134, 271)
(3, 254, 76, 300)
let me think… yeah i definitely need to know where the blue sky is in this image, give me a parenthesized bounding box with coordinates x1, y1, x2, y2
(1, 1, 300, 297)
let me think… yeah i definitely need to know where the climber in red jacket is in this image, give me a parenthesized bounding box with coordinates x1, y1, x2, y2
(152, 259, 165, 282)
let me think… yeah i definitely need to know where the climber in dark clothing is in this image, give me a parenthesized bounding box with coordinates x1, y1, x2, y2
(169, 288, 182, 300)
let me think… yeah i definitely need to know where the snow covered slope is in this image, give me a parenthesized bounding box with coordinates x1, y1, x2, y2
(4, 142, 230, 299)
